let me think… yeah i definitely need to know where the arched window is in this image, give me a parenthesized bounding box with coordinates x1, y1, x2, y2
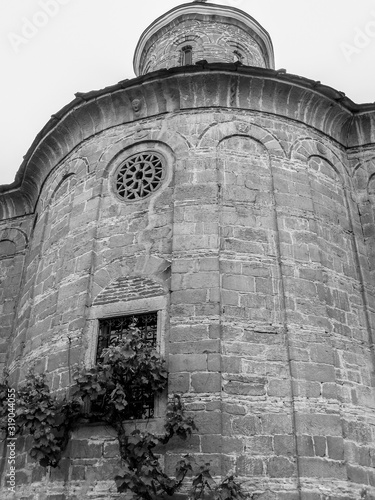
(181, 46, 193, 65)
(233, 50, 243, 63)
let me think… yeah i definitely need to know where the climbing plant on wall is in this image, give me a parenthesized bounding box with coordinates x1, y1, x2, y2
(0, 326, 247, 499)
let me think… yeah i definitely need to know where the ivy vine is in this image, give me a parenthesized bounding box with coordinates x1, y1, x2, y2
(0, 325, 247, 499)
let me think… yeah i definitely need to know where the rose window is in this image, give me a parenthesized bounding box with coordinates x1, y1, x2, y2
(115, 153, 165, 201)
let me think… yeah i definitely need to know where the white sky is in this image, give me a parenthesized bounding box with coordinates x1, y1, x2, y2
(1, 0, 375, 186)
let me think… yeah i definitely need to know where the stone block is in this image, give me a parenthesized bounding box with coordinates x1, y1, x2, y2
(322, 382, 338, 400)
(299, 457, 346, 479)
(207, 353, 221, 371)
(236, 455, 264, 476)
(359, 446, 373, 468)
(169, 354, 207, 372)
(222, 436, 244, 454)
(291, 362, 335, 383)
(256, 278, 273, 294)
(195, 302, 220, 315)
(201, 434, 222, 453)
(275, 434, 296, 456)
(266, 456, 296, 478)
(342, 419, 372, 444)
(70, 440, 103, 459)
(169, 372, 190, 393)
(221, 289, 240, 306)
(50, 458, 70, 482)
(171, 289, 207, 304)
(299, 492, 322, 500)
(222, 356, 242, 373)
(193, 411, 221, 434)
(313, 436, 326, 457)
(170, 324, 209, 342)
(222, 402, 246, 415)
(292, 380, 321, 398)
(169, 339, 219, 355)
(191, 372, 221, 392)
(222, 274, 255, 292)
(296, 414, 342, 437)
(244, 435, 273, 455)
(224, 379, 266, 396)
(232, 415, 261, 436)
(261, 413, 293, 435)
(103, 441, 119, 458)
(268, 378, 291, 397)
(166, 434, 200, 453)
(347, 464, 369, 484)
(71, 465, 85, 480)
(93, 460, 121, 480)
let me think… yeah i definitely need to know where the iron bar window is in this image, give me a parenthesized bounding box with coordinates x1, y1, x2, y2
(96, 312, 158, 419)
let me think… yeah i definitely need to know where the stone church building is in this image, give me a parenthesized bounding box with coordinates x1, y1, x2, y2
(0, 0, 375, 498)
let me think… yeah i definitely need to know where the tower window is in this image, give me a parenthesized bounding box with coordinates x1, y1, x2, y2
(96, 312, 158, 419)
(233, 50, 243, 63)
(181, 46, 193, 65)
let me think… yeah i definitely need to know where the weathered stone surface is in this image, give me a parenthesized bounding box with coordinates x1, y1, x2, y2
(0, 1, 375, 499)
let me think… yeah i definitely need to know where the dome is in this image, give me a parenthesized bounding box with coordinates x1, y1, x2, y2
(133, 1, 275, 76)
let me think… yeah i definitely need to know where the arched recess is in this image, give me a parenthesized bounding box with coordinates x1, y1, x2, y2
(352, 157, 375, 199)
(290, 138, 349, 183)
(0, 228, 28, 256)
(31, 156, 90, 254)
(287, 140, 375, 491)
(171, 33, 204, 66)
(93, 276, 166, 307)
(18, 157, 90, 356)
(198, 120, 285, 158)
(218, 133, 300, 483)
(99, 128, 189, 172)
(218, 133, 282, 323)
(38, 157, 90, 213)
(172, 31, 207, 48)
(292, 141, 375, 396)
(0, 240, 16, 259)
(291, 139, 367, 320)
(354, 160, 375, 274)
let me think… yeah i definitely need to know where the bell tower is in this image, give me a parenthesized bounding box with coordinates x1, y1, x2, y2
(133, 1, 275, 76)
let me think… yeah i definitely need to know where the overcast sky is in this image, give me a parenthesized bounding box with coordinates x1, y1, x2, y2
(1, 0, 375, 186)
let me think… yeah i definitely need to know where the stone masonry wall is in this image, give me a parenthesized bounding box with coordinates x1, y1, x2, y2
(0, 219, 33, 374)
(139, 18, 266, 74)
(1, 107, 375, 499)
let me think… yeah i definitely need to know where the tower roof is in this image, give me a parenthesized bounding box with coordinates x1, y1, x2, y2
(133, 1, 275, 76)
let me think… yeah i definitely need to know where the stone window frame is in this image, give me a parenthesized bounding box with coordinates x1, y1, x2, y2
(114, 151, 166, 202)
(108, 142, 174, 206)
(85, 294, 168, 424)
(181, 45, 193, 65)
(228, 41, 249, 65)
(172, 34, 201, 67)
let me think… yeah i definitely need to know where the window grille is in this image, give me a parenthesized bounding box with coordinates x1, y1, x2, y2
(115, 153, 165, 201)
(96, 312, 158, 419)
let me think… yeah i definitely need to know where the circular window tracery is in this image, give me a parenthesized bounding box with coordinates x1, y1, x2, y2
(115, 152, 165, 201)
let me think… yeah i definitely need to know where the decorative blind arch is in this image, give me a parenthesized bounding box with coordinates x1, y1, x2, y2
(93, 276, 165, 306)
